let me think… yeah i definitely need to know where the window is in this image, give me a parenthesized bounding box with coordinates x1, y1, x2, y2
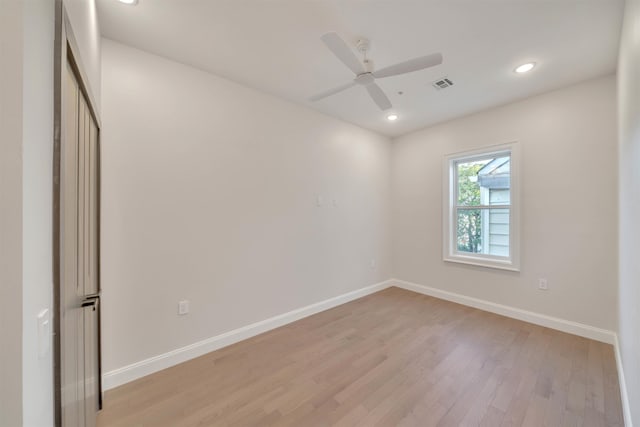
(443, 142, 520, 271)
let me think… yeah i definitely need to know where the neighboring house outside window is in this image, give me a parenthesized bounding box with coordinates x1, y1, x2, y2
(443, 142, 520, 271)
(478, 156, 511, 257)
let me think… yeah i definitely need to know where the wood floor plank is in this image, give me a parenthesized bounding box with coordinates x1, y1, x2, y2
(479, 405, 506, 426)
(601, 343, 624, 427)
(565, 337, 590, 423)
(97, 287, 623, 427)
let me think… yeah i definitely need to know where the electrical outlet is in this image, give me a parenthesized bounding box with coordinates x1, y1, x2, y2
(316, 195, 324, 207)
(538, 278, 548, 290)
(178, 300, 189, 315)
(370, 259, 377, 270)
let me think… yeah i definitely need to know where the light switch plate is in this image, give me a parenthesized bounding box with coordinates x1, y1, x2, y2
(178, 300, 189, 315)
(37, 309, 50, 359)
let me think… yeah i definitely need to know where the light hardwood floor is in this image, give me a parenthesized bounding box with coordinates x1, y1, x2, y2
(97, 287, 623, 426)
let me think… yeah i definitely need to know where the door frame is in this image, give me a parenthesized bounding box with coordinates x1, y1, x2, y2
(53, 2, 102, 426)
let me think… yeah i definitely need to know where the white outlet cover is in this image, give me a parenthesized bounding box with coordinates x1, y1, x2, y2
(538, 279, 548, 290)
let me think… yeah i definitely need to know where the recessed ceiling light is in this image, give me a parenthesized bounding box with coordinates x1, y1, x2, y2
(387, 114, 398, 121)
(514, 62, 536, 73)
(118, 0, 138, 5)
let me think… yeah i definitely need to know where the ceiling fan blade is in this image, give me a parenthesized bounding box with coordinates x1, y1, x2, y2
(372, 53, 443, 79)
(309, 81, 357, 102)
(365, 82, 392, 111)
(321, 32, 365, 75)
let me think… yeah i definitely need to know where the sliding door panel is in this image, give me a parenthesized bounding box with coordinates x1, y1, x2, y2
(61, 58, 100, 427)
(61, 61, 84, 427)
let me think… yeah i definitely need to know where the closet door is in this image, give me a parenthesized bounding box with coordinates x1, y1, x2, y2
(61, 59, 100, 427)
(81, 93, 100, 427)
(61, 60, 84, 427)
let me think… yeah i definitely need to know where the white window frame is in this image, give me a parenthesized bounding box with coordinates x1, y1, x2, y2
(442, 142, 520, 271)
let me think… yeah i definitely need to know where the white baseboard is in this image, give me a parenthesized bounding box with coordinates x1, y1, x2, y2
(391, 279, 616, 345)
(102, 279, 393, 390)
(104, 277, 623, 401)
(614, 334, 633, 427)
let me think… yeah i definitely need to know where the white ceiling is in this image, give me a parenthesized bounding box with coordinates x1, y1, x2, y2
(97, 0, 624, 138)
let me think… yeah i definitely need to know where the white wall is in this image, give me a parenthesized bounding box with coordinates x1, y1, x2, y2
(64, 0, 101, 109)
(22, 0, 55, 425)
(0, 1, 24, 425)
(391, 76, 618, 331)
(0, 1, 102, 426)
(618, 0, 640, 424)
(100, 39, 392, 373)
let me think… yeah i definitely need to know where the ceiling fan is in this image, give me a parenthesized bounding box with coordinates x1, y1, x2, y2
(310, 32, 443, 111)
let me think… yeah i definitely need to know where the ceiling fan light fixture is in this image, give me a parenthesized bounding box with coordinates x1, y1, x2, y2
(514, 62, 536, 73)
(118, 0, 138, 5)
(387, 114, 399, 121)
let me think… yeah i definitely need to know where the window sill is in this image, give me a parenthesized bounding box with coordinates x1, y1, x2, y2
(444, 254, 520, 272)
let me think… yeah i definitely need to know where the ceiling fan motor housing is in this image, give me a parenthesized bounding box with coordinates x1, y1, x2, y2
(355, 73, 375, 86)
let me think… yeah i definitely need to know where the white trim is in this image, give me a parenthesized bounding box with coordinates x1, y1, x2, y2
(103, 276, 627, 423)
(614, 334, 634, 426)
(392, 279, 616, 344)
(443, 253, 520, 272)
(102, 279, 394, 390)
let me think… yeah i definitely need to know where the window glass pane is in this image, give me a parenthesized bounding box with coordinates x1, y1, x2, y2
(456, 208, 483, 253)
(456, 208, 510, 257)
(456, 155, 510, 206)
(489, 189, 510, 205)
(456, 160, 488, 206)
(487, 208, 510, 256)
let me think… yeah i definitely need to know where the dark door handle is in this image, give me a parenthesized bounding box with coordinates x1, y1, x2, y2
(82, 297, 99, 311)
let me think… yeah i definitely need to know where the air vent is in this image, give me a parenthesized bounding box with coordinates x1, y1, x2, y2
(432, 77, 454, 90)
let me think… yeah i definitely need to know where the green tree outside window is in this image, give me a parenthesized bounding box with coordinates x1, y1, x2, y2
(457, 162, 483, 253)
